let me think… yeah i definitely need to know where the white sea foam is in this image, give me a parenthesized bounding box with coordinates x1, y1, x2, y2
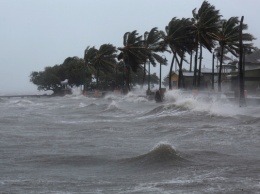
(163, 89, 260, 117)
(6, 99, 41, 108)
(106, 100, 119, 110)
(79, 102, 87, 108)
(150, 141, 176, 152)
(104, 93, 123, 101)
(122, 92, 148, 103)
(71, 87, 83, 96)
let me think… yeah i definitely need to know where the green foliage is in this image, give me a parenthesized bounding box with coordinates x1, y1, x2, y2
(118, 30, 147, 72)
(30, 57, 86, 93)
(118, 29, 168, 90)
(30, 66, 61, 93)
(84, 44, 117, 89)
(165, 17, 195, 55)
(163, 17, 195, 89)
(131, 69, 159, 85)
(192, 1, 222, 52)
(211, 17, 256, 57)
(191, 1, 222, 88)
(210, 16, 256, 91)
(144, 27, 168, 66)
(62, 57, 86, 87)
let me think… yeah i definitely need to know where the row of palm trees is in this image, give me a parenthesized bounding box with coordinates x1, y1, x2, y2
(83, 1, 256, 92)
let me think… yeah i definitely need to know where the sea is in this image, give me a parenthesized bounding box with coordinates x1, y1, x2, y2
(0, 88, 260, 194)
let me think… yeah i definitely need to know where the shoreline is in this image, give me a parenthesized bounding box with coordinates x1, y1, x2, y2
(1, 91, 260, 106)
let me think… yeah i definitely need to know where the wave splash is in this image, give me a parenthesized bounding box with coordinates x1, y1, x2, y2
(163, 90, 260, 117)
(104, 100, 121, 112)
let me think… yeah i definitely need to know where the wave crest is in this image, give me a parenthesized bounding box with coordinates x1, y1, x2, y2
(142, 143, 183, 162)
(121, 143, 187, 167)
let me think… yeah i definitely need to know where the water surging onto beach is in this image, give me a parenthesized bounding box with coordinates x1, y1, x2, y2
(0, 88, 259, 193)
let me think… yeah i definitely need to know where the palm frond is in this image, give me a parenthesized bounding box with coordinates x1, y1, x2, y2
(192, 0, 222, 52)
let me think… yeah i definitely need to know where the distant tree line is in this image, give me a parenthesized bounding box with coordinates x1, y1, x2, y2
(30, 56, 159, 94)
(30, 1, 256, 95)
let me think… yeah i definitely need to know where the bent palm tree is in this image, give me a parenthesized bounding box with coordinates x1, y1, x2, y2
(118, 29, 169, 91)
(143, 27, 168, 88)
(84, 46, 97, 90)
(118, 30, 147, 90)
(118, 31, 146, 71)
(210, 17, 255, 92)
(143, 27, 168, 65)
(84, 44, 117, 89)
(191, 1, 221, 88)
(162, 17, 194, 89)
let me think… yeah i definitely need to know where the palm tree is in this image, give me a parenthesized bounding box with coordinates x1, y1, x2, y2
(214, 46, 232, 64)
(191, 1, 221, 88)
(84, 44, 117, 89)
(162, 17, 194, 89)
(118, 30, 146, 91)
(84, 46, 97, 90)
(143, 27, 168, 89)
(210, 17, 255, 92)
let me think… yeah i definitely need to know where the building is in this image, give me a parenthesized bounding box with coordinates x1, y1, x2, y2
(170, 67, 218, 89)
(170, 72, 195, 89)
(230, 49, 260, 94)
(169, 71, 205, 89)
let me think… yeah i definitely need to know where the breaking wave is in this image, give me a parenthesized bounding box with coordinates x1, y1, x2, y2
(122, 92, 148, 103)
(163, 89, 260, 117)
(104, 100, 121, 112)
(9, 99, 35, 106)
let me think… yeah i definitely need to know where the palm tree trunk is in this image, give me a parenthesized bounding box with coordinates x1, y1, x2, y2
(126, 66, 131, 91)
(239, 16, 246, 106)
(193, 45, 198, 87)
(168, 53, 175, 90)
(96, 65, 100, 90)
(177, 51, 185, 89)
(189, 52, 193, 72)
(180, 52, 185, 88)
(198, 44, 203, 88)
(218, 46, 224, 92)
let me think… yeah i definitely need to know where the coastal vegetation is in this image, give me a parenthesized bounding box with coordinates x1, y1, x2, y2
(30, 1, 256, 95)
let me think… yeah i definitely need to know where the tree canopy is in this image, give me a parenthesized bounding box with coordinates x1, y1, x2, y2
(30, 0, 257, 94)
(30, 57, 85, 94)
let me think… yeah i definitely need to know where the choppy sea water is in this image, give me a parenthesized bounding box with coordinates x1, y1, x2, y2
(0, 89, 260, 194)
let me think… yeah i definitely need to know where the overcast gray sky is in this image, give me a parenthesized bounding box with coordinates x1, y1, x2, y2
(1, 0, 259, 94)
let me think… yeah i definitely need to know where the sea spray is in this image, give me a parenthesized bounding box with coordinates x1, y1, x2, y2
(106, 100, 119, 111)
(163, 89, 258, 117)
(122, 92, 148, 103)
